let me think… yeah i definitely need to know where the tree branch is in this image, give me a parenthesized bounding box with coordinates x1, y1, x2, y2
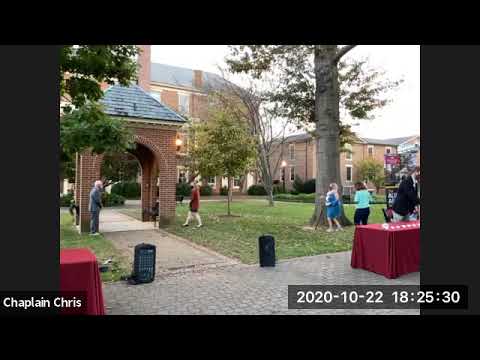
(333, 45, 356, 64)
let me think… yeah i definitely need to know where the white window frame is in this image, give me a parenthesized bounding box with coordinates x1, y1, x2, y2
(178, 93, 190, 115)
(177, 168, 187, 183)
(233, 176, 241, 188)
(367, 145, 375, 157)
(206, 176, 216, 187)
(346, 165, 353, 183)
(150, 91, 162, 102)
(345, 144, 352, 161)
(290, 167, 295, 181)
(289, 143, 295, 160)
(385, 146, 392, 155)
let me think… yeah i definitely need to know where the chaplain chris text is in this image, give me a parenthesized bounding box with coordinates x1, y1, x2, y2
(2, 296, 83, 310)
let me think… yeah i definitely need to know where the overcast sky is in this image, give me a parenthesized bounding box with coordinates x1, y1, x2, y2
(151, 45, 420, 139)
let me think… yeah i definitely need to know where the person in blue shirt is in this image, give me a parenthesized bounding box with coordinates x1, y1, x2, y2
(353, 182, 373, 225)
(326, 183, 343, 232)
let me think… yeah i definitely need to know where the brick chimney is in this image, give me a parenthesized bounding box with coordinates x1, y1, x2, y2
(137, 45, 151, 92)
(193, 69, 203, 89)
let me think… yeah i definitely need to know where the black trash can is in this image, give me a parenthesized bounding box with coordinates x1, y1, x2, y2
(259, 234, 275, 267)
(130, 243, 156, 284)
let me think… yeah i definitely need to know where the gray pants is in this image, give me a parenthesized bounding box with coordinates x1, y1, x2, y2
(90, 210, 100, 234)
(392, 211, 417, 222)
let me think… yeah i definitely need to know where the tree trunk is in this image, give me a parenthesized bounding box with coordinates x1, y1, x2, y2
(227, 176, 233, 216)
(264, 182, 274, 206)
(310, 45, 352, 227)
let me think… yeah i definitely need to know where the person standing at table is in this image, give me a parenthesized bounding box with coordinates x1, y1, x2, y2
(89, 180, 103, 235)
(183, 181, 203, 228)
(392, 166, 420, 222)
(353, 181, 373, 225)
(326, 183, 343, 232)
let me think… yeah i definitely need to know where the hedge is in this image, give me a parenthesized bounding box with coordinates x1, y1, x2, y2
(111, 181, 141, 199)
(303, 179, 316, 194)
(247, 184, 267, 196)
(176, 182, 192, 197)
(274, 193, 315, 203)
(200, 184, 213, 196)
(59, 191, 125, 207)
(60, 192, 74, 207)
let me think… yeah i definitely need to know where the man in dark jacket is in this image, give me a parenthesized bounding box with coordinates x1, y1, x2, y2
(89, 180, 103, 235)
(392, 167, 420, 222)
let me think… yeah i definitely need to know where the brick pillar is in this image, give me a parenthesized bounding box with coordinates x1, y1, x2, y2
(150, 161, 159, 206)
(78, 151, 103, 233)
(158, 132, 177, 226)
(74, 152, 80, 205)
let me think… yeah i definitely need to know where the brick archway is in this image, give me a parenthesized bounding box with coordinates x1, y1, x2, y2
(75, 123, 179, 233)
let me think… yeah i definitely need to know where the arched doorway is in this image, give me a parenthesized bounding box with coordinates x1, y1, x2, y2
(74, 84, 185, 233)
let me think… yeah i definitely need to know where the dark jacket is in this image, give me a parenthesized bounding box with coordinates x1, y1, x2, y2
(88, 187, 102, 212)
(392, 176, 419, 216)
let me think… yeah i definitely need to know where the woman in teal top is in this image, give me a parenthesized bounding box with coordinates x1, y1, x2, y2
(354, 182, 373, 225)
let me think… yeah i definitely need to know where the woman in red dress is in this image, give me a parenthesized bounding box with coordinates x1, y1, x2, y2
(183, 181, 203, 228)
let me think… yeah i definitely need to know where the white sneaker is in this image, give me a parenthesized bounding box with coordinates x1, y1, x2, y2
(197, 224, 203, 228)
(336, 227, 343, 232)
(326, 228, 334, 233)
(91, 232, 101, 236)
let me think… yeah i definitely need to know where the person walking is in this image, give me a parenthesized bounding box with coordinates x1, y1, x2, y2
(183, 181, 203, 228)
(392, 166, 420, 222)
(89, 180, 103, 235)
(326, 183, 343, 232)
(353, 182, 373, 225)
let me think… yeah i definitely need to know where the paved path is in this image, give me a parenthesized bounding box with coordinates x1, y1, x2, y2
(100, 208, 154, 233)
(103, 251, 420, 315)
(104, 229, 237, 275)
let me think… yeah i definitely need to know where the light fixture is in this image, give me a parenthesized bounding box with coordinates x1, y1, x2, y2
(281, 160, 287, 168)
(175, 138, 183, 147)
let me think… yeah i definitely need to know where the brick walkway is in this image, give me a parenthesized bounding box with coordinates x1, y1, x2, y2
(103, 251, 420, 315)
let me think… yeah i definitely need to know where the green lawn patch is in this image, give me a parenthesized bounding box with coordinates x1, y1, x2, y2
(166, 200, 385, 264)
(59, 213, 130, 282)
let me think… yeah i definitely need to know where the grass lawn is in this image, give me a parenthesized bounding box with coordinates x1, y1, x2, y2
(59, 213, 130, 282)
(159, 200, 386, 264)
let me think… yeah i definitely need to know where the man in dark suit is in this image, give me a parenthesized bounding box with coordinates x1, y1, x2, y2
(392, 166, 420, 222)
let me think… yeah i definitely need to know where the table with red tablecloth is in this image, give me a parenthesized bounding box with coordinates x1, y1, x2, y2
(351, 221, 420, 279)
(60, 248, 105, 315)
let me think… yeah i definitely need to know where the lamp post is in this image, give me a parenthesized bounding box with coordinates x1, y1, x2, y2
(281, 160, 287, 193)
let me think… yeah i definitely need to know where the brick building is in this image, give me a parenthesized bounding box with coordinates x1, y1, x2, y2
(135, 46, 256, 194)
(269, 132, 420, 195)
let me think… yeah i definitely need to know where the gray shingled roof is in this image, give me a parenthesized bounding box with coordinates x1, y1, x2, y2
(150, 63, 227, 90)
(99, 84, 185, 123)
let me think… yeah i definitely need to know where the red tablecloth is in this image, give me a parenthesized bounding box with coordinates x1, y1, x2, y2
(60, 248, 105, 315)
(351, 221, 420, 279)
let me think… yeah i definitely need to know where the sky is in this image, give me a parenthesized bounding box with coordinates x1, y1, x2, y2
(151, 45, 420, 140)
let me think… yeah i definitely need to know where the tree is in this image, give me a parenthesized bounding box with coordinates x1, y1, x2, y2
(101, 152, 140, 188)
(204, 77, 290, 206)
(60, 45, 140, 184)
(189, 107, 257, 216)
(226, 45, 402, 226)
(356, 159, 385, 193)
(60, 45, 139, 113)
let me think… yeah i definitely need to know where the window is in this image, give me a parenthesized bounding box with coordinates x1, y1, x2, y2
(290, 167, 295, 181)
(178, 170, 186, 183)
(206, 176, 216, 186)
(346, 165, 353, 182)
(178, 93, 190, 115)
(367, 145, 374, 157)
(150, 91, 161, 101)
(385, 147, 392, 154)
(289, 143, 295, 160)
(233, 177, 241, 187)
(345, 143, 352, 160)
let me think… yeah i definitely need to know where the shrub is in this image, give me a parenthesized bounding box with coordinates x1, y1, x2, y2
(60, 192, 74, 207)
(273, 185, 286, 194)
(101, 192, 125, 207)
(292, 177, 304, 194)
(247, 184, 267, 196)
(303, 179, 316, 194)
(111, 181, 141, 199)
(176, 182, 192, 197)
(290, 190, 300, 195)
(274, 193, 315, 203)
(199, 184, 213, 196)
(342, 194, 351, 204)
(220, 186, 229, 196)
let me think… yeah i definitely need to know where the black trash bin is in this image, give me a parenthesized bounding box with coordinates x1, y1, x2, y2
(130, 243, 156, 284)
(259, 234, 275, 267)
